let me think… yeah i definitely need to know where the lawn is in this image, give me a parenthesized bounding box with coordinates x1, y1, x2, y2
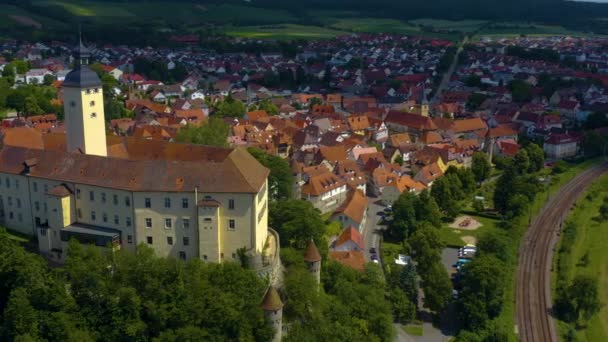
(410, 18, 488, 33)
(438, 214, 501, 248)
(475, 22, 592, 40)
(403, 324, 424, 336)
(223, 24, 348, 40)
(328, 18, 422, 35)
(554, 174, 608, 342)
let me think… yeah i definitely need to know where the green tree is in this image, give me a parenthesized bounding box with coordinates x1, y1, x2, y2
(176, 118, 230, 147)
(584, 112, 608, 130)
(569, 275, 602, 323)
(414, 190, 442, 229)
(514, 149, 531, 174)
(43, 74, 55, 86)
(509, 79, 533, 103)
(214, 95, 246, 118)
(458, 255, 506, 330)
(248, 147, 293, 200)
(388, 288, 416, 323)
(256, 99, 279, 115)
(398, 263, 419, 303)
(421, 262, 452, 313)
(2, 288, 39, 340)
(390, 192, 417, 240)
(269, 200, 326, 250)
(524, 143, 544, 173)
(471, 152, 491, 183)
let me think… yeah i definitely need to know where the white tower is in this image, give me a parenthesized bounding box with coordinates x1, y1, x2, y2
(261, 286, 283, 342)
(304, 239, 321, 286)
(63, 38, 107, 157)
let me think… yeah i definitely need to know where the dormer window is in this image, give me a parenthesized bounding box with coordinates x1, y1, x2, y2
(85, 89, 91, 94)
(94, 88, 99, 93)
(90, 112, 97, 118)
(70, 101, 76, 107)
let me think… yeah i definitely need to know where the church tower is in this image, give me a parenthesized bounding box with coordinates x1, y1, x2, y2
(420, 85, 430, 117)
(63, 37, 107, 157)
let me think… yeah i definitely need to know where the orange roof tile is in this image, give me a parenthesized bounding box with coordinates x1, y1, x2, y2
(329, 251, 365, 271)
(335, 226, 365, 250)
(333, 190, 368, 225)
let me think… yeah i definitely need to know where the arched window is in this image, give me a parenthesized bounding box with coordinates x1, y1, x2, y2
(90, 112, 97, 118)
(90, 100, 95, 107)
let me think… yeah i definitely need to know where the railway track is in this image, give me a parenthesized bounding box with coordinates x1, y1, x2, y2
(516, 163, 608, 342)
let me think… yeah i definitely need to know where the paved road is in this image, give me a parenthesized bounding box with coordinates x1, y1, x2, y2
(363, 199, 385, 263)
(431, 37, 468, 104)
(516, 163, 608, 342)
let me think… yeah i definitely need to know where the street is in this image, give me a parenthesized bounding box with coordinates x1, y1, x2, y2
(431, 36, 468, 105)
(362, 198, 386, 264)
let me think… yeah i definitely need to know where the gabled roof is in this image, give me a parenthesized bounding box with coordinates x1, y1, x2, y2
(318, 145, 347, 162)
(0, 145, 268, 194)
(347, 115, 370, 131)
(385, 111, 437, 131)
(301, 172, 345, 196)
(329, 251, 365, 271)
(335, 226, 365, 250)
(333, 190, 368, 225)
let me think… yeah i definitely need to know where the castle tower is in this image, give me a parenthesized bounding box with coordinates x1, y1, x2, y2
(420, 85, 430, 117)
(261, 286, 283, 342)
(304, 239, 321, 285)
(63, 37, 107, 157)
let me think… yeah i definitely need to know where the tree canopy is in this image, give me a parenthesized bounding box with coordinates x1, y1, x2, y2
(176, 118, 230, 147)
(248, 147, 293, 200)
(0, 234, 273, 341)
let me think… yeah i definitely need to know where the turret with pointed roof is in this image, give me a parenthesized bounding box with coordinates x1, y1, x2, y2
(304, 239, 321, 285)
(261, 286, 283, 342)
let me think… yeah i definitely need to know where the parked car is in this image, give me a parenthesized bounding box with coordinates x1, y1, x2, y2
(369, 247, 377, 254)
(371, 254, 379, 261)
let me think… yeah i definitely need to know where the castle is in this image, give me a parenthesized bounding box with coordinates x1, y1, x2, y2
(0, 40, 271, 264)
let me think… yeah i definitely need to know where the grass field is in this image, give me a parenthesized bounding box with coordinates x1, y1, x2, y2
(410, 18, 488, 33)
(223, 24, 348, 40)
(438, 214, 501, 248)
(403, 324, 424, 336)
(475, 22, 591, 40)
(554, 173, 608, 341)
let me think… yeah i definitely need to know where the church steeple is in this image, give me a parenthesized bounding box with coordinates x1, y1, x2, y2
(62, 33, 107, 157)
(74, 33, 92, 66)
(420, 85, 430, 117)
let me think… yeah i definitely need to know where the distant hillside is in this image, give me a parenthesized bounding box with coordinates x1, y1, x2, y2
(2, 0, 608, 43)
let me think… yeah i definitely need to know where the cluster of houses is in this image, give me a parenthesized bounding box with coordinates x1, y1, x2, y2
(2, 34, 608, 271)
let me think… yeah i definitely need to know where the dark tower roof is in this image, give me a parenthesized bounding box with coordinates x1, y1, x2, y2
(261, 286, 283, 311)
(304, 239, 321, 262)
(63, 36, 101, 88)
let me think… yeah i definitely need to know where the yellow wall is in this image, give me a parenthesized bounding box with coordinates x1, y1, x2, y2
(0, 172, 269, 264)
(75, 184, 136, 252)
(63, 86, 107, 157)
